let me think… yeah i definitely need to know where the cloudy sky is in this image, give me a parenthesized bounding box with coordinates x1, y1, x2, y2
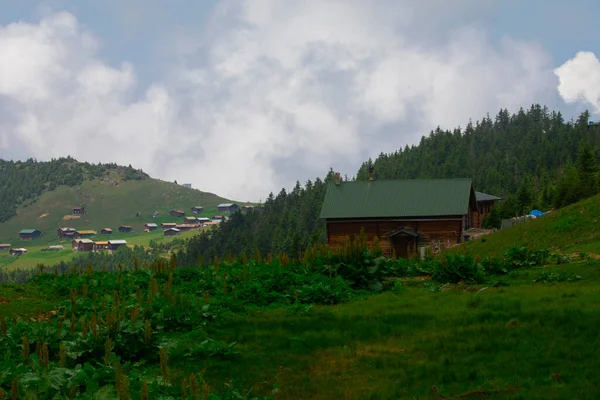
(0, 0, 599, 202)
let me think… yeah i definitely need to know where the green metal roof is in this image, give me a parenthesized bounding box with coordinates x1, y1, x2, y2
(475, 191, 502, 201)
(19, 229, 39, 234)
(319, 178, 475, 219)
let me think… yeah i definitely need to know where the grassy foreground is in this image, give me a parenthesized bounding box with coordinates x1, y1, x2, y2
(201, 261, 600, 399)
(0, 248, 599, 399)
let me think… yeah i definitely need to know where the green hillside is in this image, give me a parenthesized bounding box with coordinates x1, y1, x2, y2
(453, 192, 600, 258)
(0, 177, 235, 247)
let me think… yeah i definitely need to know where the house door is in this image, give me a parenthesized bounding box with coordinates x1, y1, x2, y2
(392, 236, 415, 258)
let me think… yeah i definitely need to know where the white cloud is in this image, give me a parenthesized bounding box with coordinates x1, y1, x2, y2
(555, 51, 600, 113)
(0, 2, 557, 201)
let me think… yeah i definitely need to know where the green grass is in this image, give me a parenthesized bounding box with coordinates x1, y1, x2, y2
(7, 259, 600, 398)
(454, 193, 600, 258)
(0, 177, 244, 246)
(191, 261, 600, 399)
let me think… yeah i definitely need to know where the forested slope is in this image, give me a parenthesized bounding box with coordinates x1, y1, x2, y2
(180, 105, 600, 263)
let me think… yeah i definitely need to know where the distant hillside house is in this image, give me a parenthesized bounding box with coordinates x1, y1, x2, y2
(0, 244, 11, 251)
(175, 224, 195, 232)
(72, 239, 94, 252)
(170, 210, 185, 217)
(94, 241, 109, 251)
(108, 240, 127, 252)
(319, 177, 483, 258)
(161, 223, 177, 230)
(145, 223, 158, 231)
(164, 228, 180, 236)
(197, 217, 210, 224)
(184, 216, 198, 224)
(473, 192, 502, 228)
(10, 248, 27, 256)
(241, 205, 254, 212)
(191, 206, 204, 214)
(118, 225, 133, 233)
(75, 230, 96, 239)
(19, 229, 42, 241)
(57, 227, 77, 239)
(100, 228, 113, 235)
(217, 203, 239, 213)
(73, 207, 85, 215)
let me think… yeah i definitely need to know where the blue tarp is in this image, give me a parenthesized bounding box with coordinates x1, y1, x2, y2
(529, 209, 545, 217)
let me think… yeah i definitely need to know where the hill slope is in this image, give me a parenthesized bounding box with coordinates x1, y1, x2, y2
(453, 192, 600, 257)
(0, 160, 236, 246)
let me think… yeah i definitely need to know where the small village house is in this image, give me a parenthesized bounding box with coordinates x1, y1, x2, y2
(0, 244, 11, 252)
(191, 206, 204, 214)
(75, 230, 96, 239)
(184, 216, 198, 224)
(319, 174, 498, 258)
(145, 223, 158, 232)
(196, 217, 210, 225)
(10, 248, 27, 256)
(169, 209, 185, 217)
(161, 223, 177, 230)
(175, 224, 195, 232)
(72, 239, 94, 252)
(211, 216, 224, 223)
(72, 207, 85, 215)
(164, 228, 180, 236)
(108, 240, 127, 253)
(118, 225, 133, 233)
(19, 229, 42, 241)
(57, 227, 76, 239)
(94, 241, 109, 252)
(100, 228, 113, 235)
(217, 203, 239, 213)
(241, 205, 254, 212)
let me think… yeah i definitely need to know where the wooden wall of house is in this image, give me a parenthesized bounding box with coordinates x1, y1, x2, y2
(326, 218, 464, 257)
(472, 200, 495, 229)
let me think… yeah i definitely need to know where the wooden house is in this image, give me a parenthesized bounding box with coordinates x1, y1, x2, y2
(100, 228, 113, 235)
(184, 216, 198, 224)
(191, 206, 204, 214)
(161, 223, 177, 230)
(19, 229, 42, 241)
(175, 224, 195, 232)
(118, 225, 133, 233)
(169, 210, 185, 217)
(73, 207, 85, 215)
(75, 230, 96, 239)
(196, 217, 210, 224)
(241, 205, 254, 212)
(10, 248, 27, 256)
(94, 241, 109, 251)
(145, 223, 158, 231)
(164, 228, 180, 236)
(72, 239, 94, 252)
(319, 177, 484, 258)
(0, 244, 11, 252)
(217, 203, 239, 213)
(108, 240, 127, 252)
(57, 227, 76, 239)
(472, 192, 502, 228)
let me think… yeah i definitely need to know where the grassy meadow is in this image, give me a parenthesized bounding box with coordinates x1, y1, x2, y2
(0, 177, 244, 246)
(454, 192, 600, 258)
(0, 250, 599, 399)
